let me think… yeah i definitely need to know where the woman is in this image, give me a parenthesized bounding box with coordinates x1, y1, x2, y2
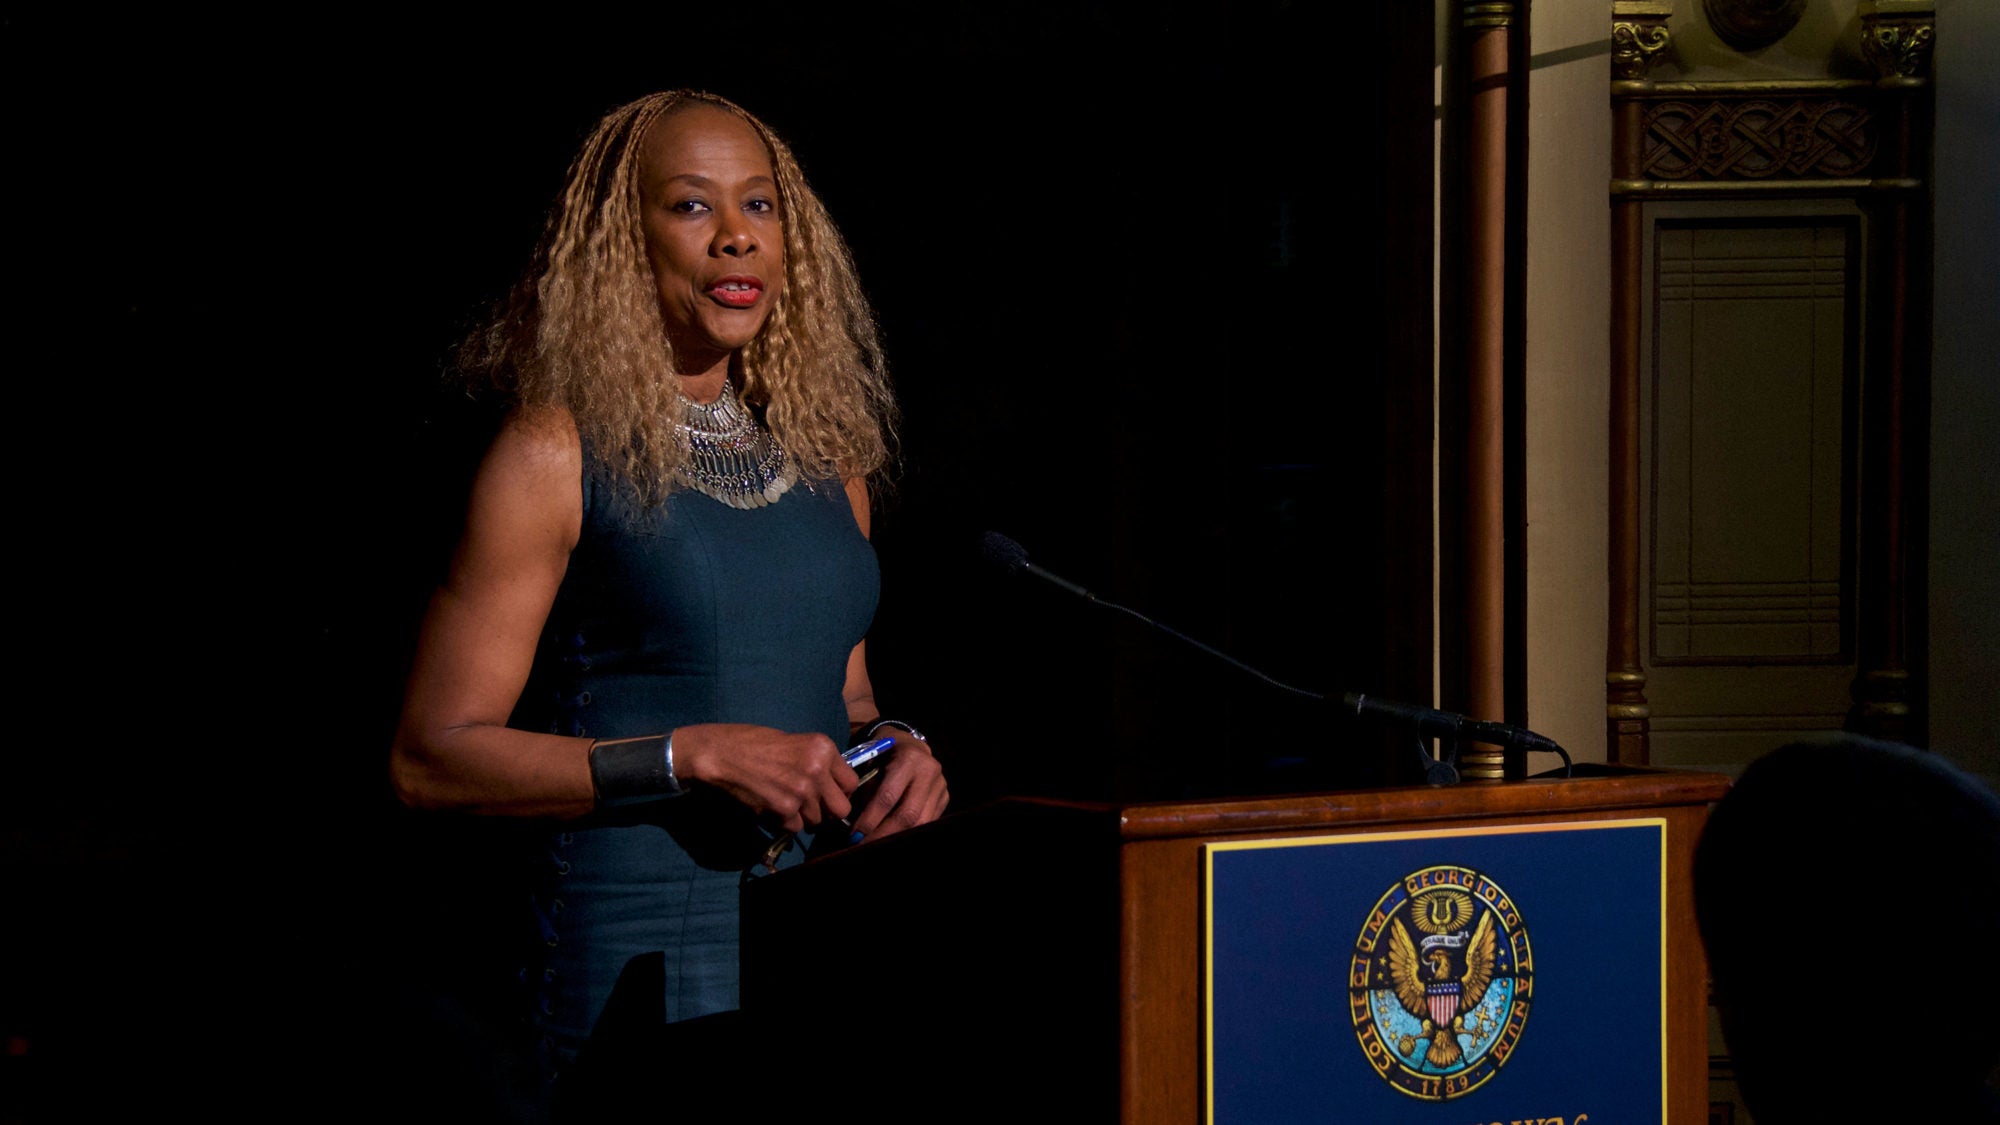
(390, 90, 947, 1089)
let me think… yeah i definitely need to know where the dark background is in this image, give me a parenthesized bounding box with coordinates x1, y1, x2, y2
(4, 4, 1433, 1115)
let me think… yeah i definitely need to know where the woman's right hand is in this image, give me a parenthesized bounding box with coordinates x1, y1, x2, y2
(669, 724, 861, 834)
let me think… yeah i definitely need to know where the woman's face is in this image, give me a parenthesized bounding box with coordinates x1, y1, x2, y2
(637, 105, 785, 381)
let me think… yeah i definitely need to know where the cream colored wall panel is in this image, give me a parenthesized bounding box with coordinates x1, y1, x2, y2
(1524, 0, 1614, 765)
(1658, 0, 1866, 81)
(1928, 0, 2000, 788)
(1650, 724, 1850, 770)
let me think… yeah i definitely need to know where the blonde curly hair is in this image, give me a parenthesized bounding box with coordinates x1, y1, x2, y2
(462, 90, 896, 507)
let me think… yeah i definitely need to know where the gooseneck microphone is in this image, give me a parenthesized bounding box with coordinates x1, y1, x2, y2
(1339, 693, 1571, 771)
(977, 530, 1098, 603)
(978, 531, 1326, 703)
(979, 530, 1573, 779)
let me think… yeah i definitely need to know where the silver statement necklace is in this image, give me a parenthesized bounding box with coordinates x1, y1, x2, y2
(676, 377, 798, 509)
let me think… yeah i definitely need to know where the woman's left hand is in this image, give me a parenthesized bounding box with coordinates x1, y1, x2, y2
(848, 730, 949, 841)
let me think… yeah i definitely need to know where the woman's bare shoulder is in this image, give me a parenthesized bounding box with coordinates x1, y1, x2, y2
(842, 476, 872, 539)
(460, 405, 583, 556)
(487, 404, 581, 477)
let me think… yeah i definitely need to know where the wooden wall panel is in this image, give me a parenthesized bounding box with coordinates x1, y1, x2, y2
(1650, 220, 1856, 664)
(1607, 0, 1933, 765)
(1639, 207, 1867, 774)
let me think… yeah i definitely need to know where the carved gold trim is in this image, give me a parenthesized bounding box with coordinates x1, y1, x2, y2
(1609, 177, 1922, 198)
(1459, 747, 1507, 780)
(1607, 704, 1653, 720)
(1635, 79, 1874, 96)
(1860, 15, 1934, 80)
(1612, 0, 1674, 81)
(1606, 671, 1647, 687)
(1847, 667, 1913, 734)
(1612, 21, 1672, 80)
(1860, 0, 1934, 81)
(1462, 2, 1515, 30)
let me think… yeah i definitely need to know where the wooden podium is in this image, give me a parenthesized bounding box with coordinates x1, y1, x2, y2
(741, 767, 1728, 1122)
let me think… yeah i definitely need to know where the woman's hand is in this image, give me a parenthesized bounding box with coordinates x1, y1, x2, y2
(847, 729, 949, 841)
(670, 723, 861, 834)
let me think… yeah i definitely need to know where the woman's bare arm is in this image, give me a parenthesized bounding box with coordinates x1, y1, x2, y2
(839, 478, 950, 839)
(390, 409, 861, 831)
(390, 408, 594, 817)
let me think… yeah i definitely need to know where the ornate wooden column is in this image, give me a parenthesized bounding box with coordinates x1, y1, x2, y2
(1848, 0, 1934, 740)
(1606, 1, 1672, 765)
(1447, 0, 1522, 781)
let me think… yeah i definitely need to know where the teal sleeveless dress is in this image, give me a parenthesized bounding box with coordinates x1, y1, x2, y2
(510, 464, 879, 1071)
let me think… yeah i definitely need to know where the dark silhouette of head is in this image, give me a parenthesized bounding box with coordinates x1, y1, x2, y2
(1695, 736, 2000, 1123)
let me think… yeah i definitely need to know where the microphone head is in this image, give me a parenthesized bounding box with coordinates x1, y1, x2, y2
(978, 530, 1031, 575)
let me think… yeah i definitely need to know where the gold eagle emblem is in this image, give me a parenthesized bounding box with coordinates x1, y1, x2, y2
(1385, 899, 1497, 1068)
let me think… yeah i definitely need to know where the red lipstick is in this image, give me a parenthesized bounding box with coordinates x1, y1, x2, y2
(708, 274, 764, 308)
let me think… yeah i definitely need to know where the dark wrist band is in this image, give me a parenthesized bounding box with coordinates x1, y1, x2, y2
(588, 732, 686, 806)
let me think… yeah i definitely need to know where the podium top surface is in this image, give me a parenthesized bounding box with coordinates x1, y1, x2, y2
(1017, 766, 1732, 843)
(756, 768, 1733, 886)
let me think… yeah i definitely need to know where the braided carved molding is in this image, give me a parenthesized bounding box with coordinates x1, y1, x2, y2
(1643, 96, 1876, 180)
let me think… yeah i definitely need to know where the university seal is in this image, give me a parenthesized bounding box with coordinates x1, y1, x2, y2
(1347, 864, 1534, 1100)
